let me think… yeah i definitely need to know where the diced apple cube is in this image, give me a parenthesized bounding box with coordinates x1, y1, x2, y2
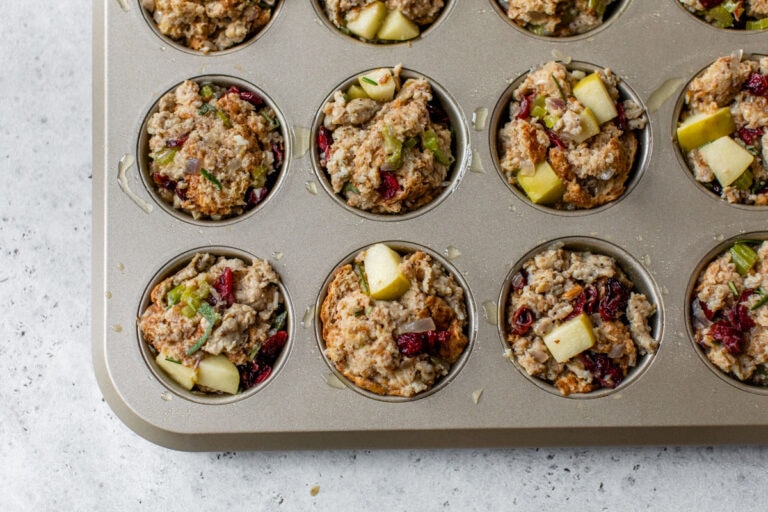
(542, 313, 596, 363)
(572, 72, 618, 124)
(156, 352, 197, 390)
(197, 354, 240, 394)
(364, 243, 411, 301)
(376, 9, 420, 41)
(698, 135, 755, 188)
(517, 160, 565, 205)
(344, 1, 387, 40)
(572, 107, 601, 144)
(346, 84, 368, 100)
(676, 107, 736, 152)
(358, 68, 397, 102)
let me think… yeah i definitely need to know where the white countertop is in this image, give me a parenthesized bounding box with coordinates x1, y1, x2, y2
(2, 1, 767, 510)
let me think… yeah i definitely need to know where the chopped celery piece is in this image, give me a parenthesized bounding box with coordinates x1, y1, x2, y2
(708, 6, 733, 28)
(216, 109, 232, 128)
(152, 148, 177, 166)
(746, 18, 768, 30)
(420, 129, 454, 166)
(200, 84, 214, 100)
(181, 304, 197, 318)
(531, 105, 547, 119)
(382, 125, 403, 169)
(187, 302, 218, 355)
(166, 284, 185, 308)
(200, 168, 223, 190)
(544, 115, 559, 129)
(732, 168, 753, 191)
(251, 165, 269, 187)
(588, 0, 607, 16)
(730, 243, 759, 275)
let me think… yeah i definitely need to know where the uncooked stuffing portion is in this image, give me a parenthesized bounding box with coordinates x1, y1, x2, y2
(691, 241, 768, 386)
(318, 65, 455, 214)
(139, 253, 288, 394)
(498, 61, 646, 209)
(676, 53, 768, 205)
(321, 244, 468, 397)
(320, 0, 445, 42)
(504, 247, 657, 396)
(678, 0, 768, 30)
(141, 0, 276, 52)
(500, 0, 618, 36)
(146, 80, 283, 220)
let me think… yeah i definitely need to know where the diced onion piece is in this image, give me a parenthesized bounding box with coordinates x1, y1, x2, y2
(396, 317, 436, 335)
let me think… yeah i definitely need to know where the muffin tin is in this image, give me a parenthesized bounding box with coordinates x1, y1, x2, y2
(93, 0, 768, 450)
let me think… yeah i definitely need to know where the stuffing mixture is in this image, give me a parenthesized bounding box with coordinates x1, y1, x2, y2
(147, 80, 283, 220)
(141, 0, 276, 53)
(678, 0, 768, 30)
(498, 61, 646, 209)
(677, 53, 768, 205)
(318, 65, 455, 214)
(139, 253, 288, 394)
(691, 240, 768, 386)
(321, 246, 468, 397)
(500, 0, 618, 36)
(504, 247, 657, 396)
(321, 0, 445, 42)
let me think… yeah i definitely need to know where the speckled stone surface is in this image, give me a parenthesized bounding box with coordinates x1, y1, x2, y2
(2, 2, 768, 510)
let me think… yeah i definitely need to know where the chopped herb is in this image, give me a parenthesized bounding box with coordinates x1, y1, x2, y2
(200, 168, 223, 190)
(361, 76, 378, 86)
(216, 109, 232, 128)
(752, 290, 768, 311)
(729, 281, 739, 296)
(187, 302, 218, 355)
(271, 310, 288, 332)
(353, 309, 364, 317)
(165, 357, 182, 364)
(248, 343, 261, 361)
(343, 181, 360, 194)
(198, 103, 216, 115)
(552, 74, 567, 102)
(354, 262, 370, 295)
(261, 111, 280, 129)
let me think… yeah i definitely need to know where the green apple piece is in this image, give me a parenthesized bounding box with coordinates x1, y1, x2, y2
(698, 135, 754, 188)
(156, 352, 197, 390)
(676, 107, 736, 152)
(517, 160, 565, 205)
(197, 354, 240, 394)
(364, 243, 411, 301)
(344, 1, 387, 40)
(358, 68, 397, 102)
(572, 107, 601, 144)
(542, 313, 596, 363)
(346, 84, 368, 100)
(572, 72, 618, 124)
(376, 9, 420, 41)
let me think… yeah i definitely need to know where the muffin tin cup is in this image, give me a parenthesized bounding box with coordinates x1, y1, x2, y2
(685, 231, 768, 396)
(95, 0, 768, 449)
(314, 240, 477, 402)
(136, 246, 294, 405)
(490, 59, 652, 216)
(498, 236, 664, 399)
(136, 75, 290, 226)
(311, 66, 470, 222)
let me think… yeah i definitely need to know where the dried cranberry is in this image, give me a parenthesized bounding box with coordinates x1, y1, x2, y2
(239, 90, 264, 106)
(152, 173, 176, 191)
(599, 278, 629, 322)
(260, 331, 288, 361)
(698, 299, 715, 321)
(317, 126, 332, 166)
(738, 127, 764, 145)
(238, 360, 273, 390)
(580, 352, 623, 389)
(166, 135, 189, 148)
(213, 267, 234, 306)
(744, 73, 768, 96)
(546, 130, 565, 149)
(427, 99, 450, 125)
(272, 141, 284, 169)
(726, 303, 755, 333)
(512, 306, 535, 335)
(175, 182, 187, 201)
(615, 102, 627, 132)
(516, 93, 535, 120)
(244, 186, 268, 209)
(568, 286, 599, 319)
(396, 330, 450, 357)
(377, 171, 400, 200)
(709, 321, 744, 354)
(699, 0, 724, 7)
(511, 269, 528, 291)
